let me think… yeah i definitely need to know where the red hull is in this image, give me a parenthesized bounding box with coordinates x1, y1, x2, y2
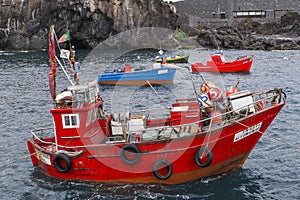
(31, 27, 284, 185)
(27, 102, 284, 184)
(191, 55, 253, 73)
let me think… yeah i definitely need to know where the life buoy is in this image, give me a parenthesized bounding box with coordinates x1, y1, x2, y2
(198, 94, 212, 108)
(208, 87, 223, 102)
(120, 144, 141, 165)
(55, 91, 73, 108)
(153, 159, 173, 180)
(194, 147, 213, 168)
(54, 153, 72, 173)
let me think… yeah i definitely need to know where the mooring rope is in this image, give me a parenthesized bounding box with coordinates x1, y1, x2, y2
(146, 80, 169, 110)
(0, 152, 36, 170)
(235, 121, 300, 151)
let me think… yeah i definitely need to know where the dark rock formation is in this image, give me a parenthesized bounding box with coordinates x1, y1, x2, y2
(0, 0, 180, 50)
(194, 12, 300, 50)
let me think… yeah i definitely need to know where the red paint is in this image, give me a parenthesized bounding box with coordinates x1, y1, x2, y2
(27, 92, 285, 184)
(123, 64, 132, 72)
(191, 54, 253, 73)
(28, 28, 284, 184)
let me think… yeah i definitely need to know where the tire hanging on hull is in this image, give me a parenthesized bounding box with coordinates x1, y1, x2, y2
(53, 153, 72, 173)
(194, 147, 213, 168)
(120, 144, 141, 165)
(153, 159, 173, 180)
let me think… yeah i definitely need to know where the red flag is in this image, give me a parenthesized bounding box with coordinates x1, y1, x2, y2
(48, 72, 56, 101)
(48, 26, 57, 101)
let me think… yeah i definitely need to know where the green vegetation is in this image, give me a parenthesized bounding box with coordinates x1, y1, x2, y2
(174, 28, 189, 40)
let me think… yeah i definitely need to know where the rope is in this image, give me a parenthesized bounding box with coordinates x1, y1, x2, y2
(0, 152, 36, 170)
(265, 132, 300, 150)
(146, 80, 169, 110)
(235, 121, 300, 151)
(200, 122, 213, 159)
(53, 27, 75, 86)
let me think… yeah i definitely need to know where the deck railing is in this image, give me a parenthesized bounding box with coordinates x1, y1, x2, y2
(31, 89, 285, 149)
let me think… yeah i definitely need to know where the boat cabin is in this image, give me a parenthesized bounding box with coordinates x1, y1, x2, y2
(51, 81, 107, 150)
(210, 50, 226, 65)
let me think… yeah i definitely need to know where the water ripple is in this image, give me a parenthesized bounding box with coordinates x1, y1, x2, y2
(0, 50, 299, 199)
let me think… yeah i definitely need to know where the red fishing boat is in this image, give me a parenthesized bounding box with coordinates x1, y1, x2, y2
(27, 27, 285, 184)
(191, 50, 253, 73)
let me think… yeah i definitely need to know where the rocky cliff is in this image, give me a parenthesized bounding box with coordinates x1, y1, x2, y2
(193, 12, 300, 50)
(0, 0, 180, 50)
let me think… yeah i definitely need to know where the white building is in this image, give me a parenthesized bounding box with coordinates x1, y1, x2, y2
(163, 0, 184, 3)
(163, 0, 184, 13)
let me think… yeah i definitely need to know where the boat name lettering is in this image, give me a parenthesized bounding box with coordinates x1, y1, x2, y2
(234, 122, 262, 142)
(158, 69, 168, 74)
(35, 148, 51, 165)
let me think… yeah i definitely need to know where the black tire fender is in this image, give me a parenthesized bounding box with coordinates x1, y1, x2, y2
(53, 153, 72, 173)
(194, 147, 213, 168)
(120, 144, 141, 165)
(153, 159, 173, 180)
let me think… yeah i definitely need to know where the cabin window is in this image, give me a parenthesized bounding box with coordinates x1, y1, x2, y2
(74, 92, 86, 107)
(62, 114, 80, 129)
(89, 88, 97, 103)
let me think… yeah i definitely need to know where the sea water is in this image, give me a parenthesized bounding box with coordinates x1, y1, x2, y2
(0, 49, 299, 199)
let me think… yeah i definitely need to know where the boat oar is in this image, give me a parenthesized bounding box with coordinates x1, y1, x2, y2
(146, 80, 169, 110)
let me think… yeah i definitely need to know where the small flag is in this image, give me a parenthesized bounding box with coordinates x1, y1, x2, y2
(57, 31, 70, 43)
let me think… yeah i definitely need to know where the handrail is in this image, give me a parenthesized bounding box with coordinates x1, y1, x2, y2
(31, 128, 91, 149)
(30, 89, 285, 149)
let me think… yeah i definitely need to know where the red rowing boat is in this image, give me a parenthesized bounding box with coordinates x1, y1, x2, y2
(191, 51, 253, 73)
(27, 27, 285, 184)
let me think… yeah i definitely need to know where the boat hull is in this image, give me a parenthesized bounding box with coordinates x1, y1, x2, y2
(98, 67, 176, 86)
(27, 102, 284, 184)
(191, 57, 252, 73)
(156, 55, 189, 63)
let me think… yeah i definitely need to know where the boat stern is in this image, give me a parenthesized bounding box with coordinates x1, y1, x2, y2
(27, 139, 39, 166)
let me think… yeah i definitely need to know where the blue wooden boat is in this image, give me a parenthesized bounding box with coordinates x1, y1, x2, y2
(98, 66, 176, 86)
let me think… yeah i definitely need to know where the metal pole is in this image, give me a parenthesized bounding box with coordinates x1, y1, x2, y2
(55, 56, 74, 86)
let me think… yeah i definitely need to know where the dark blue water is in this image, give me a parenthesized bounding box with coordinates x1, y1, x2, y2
(0, 49, 299, 199)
